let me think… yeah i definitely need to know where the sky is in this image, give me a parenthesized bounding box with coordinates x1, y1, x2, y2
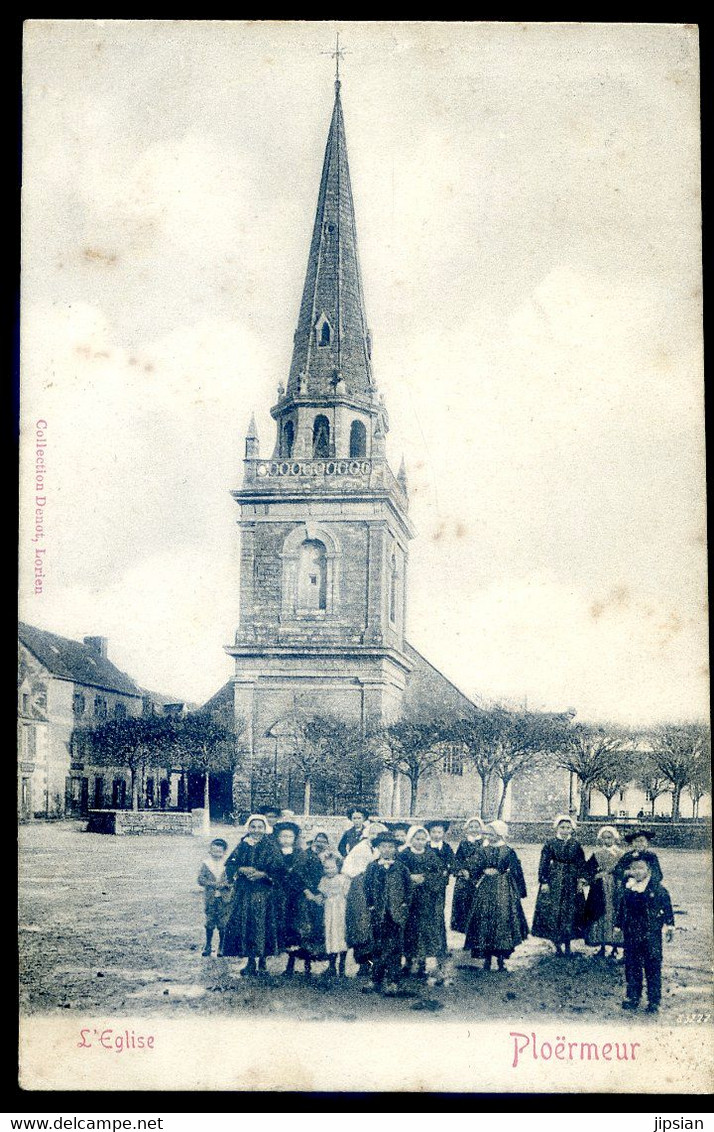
(19, 21, 708, 726)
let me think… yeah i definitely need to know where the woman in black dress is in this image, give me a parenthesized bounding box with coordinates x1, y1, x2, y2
(451, 816, 488, 935)
(463, 820, 528, 971)
(222, 814, 286, 975)
(531, 814, 587, 956)
(400, 825, 448, 979)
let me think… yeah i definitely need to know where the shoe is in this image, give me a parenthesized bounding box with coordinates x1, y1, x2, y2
(201, 947, 211, 957)
(361, 981, 378, 994)
(645, 1003, 660, 1014)
(241, 964, 258, 978)
(621, 1000, 638, 1010)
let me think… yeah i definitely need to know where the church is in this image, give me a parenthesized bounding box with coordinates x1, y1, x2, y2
(216, 68, 483, 818)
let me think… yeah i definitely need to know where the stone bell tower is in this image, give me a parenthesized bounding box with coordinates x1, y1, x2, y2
(227, 71, 414, 809)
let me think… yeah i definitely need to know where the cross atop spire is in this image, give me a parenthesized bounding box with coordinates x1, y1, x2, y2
(322, 31, 348, 92)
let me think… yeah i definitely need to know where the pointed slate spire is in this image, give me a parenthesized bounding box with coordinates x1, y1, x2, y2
(286, 82, 374, 402)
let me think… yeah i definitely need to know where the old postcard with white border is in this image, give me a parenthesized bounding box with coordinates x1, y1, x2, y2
(18, 21, 712, 1093)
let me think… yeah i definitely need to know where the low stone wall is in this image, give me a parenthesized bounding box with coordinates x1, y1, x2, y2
(451, 818, 712, 850)
(86, 809, 201, 836)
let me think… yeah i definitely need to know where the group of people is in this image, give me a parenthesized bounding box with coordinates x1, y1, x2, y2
(197, 807, 675, 1011)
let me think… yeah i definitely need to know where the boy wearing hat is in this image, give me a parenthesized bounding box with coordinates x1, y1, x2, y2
(615, 858, 675, 1013)
(363, 831, 413, 995)
(615, 829, 663, 886)
(197, 838, 232, 957)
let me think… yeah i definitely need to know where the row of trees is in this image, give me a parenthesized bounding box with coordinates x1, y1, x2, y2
(74, 707, 710, 822)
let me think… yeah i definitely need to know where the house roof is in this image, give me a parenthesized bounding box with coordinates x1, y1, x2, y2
(403, 641, 481, 720)
(18, 622, 143, 697)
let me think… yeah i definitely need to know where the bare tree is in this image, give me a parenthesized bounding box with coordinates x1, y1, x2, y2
(78, 715, 174, 811)
(650, 723, 710, 821)
(446, 716, 498, 819)
(634, 751, 672, 816)
(379, 718, 450, 816)
(556, 724, 625, 821)
(593, 756, 632, 816)
(489, 709, 571, 819)
(170, 712, 245, 835)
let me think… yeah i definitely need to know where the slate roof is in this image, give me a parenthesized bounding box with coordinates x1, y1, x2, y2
(286, 81, 374, 401)
(402, 642, 481, 720)
(18, 622, 143, 697)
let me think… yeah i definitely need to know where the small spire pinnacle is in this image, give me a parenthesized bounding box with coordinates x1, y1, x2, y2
(245, 414, 259, 459)
(398, 455, 408, 494)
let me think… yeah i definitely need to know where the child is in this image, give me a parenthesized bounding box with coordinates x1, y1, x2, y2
(584, 825, 624, 959)
(463, 820, 528, 972)
(616, 858, 675, 1014)
(319, 850, 351, 976)
(615, 829, 663, 886)
(451, 817, 488, 934)
(363, 830, 412, 996)
(197, 837, 232, 957)
(272, 821, 309, 977)
(531, 814, 587, 956)
(343, 821, 388, 978)
(400, 825, 448, 980)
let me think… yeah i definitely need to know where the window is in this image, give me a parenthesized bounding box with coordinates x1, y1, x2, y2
(349, 419, 367, 458)
(114, 702, 127, 720)
(94, 695, 107, 719)
(73, 692, 86, 717)
(297, 540, 327, 611)
(316, 313, 332, 347)
(313, 415, 331, 458)
(442, 746, 464, 776)
(389, 553, 398, 623)
(281, 420, 295, 458)
(21, 693, 29, 713)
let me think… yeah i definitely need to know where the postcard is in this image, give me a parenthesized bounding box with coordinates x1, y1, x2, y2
(18, 21, 711, 1093)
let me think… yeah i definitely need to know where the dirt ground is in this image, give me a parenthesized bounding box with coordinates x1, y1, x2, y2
(19, 822, 713, 1026)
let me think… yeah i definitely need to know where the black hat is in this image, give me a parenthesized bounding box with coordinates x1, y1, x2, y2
(258, 803, 280, 816)
(425, 819, 450, 832)
(625, 828, 654, 844)
(273, 821, 301, 839)
(388, 821, 410, 833)
(347, 806, 367, 820)
(210, 838, 228, 850)
(373, 830, 400, 847)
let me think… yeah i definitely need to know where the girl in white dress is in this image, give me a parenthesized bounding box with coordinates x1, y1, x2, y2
(318, 851, 351, 976)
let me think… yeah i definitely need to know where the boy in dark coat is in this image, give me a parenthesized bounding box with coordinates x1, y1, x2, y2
(615, 858, 675, 1013)
(363, 831, 413, 996)
(614, 829, 663, 886)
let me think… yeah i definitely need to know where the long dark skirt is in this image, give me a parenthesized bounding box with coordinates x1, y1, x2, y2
(345, 873, 374, 962)
(222, 879, 280, 958)
(451, 876, 477, 934)
(531, 863, 586, 943)
(404, 884, 447, 960)
(464, 873, 528, 957)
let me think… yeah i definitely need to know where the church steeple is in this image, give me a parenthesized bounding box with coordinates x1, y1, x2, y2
(266, 72, 386, 463)
(287, 76, 374, 402)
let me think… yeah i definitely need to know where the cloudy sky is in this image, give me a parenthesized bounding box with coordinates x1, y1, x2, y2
(20, 21, 707, 726)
